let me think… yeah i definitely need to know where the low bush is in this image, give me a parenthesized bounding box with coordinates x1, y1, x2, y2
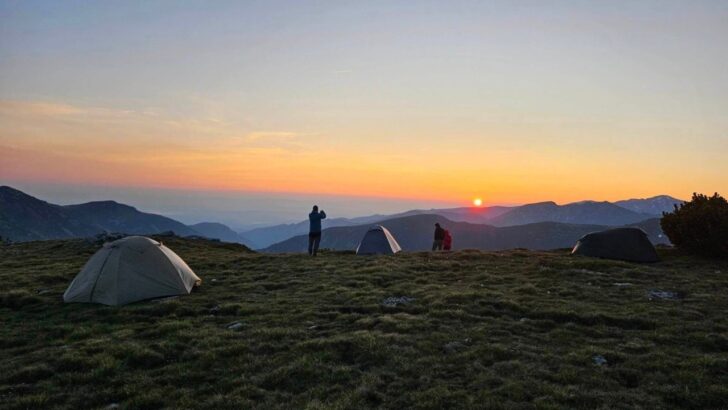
(661, 192, 728, 258)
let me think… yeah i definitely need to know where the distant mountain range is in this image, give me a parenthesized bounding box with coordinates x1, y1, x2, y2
(485, 201, 654, 227)
(188, 222, 254, 246)
(263, 214, 669, 253)
(0, 186, 100, 241)
(63, 200, 199, 237)
(236, 208, 507, 248)
(0, 186, 682, 252)
(614, 195, 682, 215)
(0, 186, 253, 245)
(243, 196, 683, 248)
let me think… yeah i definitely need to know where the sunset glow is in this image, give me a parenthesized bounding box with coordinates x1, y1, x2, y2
(1, 2, 726, 206)
(1, 4, 726, 406)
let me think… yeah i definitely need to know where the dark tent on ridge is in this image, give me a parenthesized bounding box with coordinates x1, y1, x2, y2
(571, 227, 659, 263)
(356, 225, 402, 255)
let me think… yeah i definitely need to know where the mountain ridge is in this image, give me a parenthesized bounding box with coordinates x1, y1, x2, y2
(0, 186, 100, 241)
(189, 222, 256, 247)
(486, 200, 654, 227)
(243, 197, 679, 248)
(0, 186, 207, 242)
(63, 200, 198, 237)
(614, 195, 684, 215)
(263, 213, 668, 253)
(1, 186, 679, 248)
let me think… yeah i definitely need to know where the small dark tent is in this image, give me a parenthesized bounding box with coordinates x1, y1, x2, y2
(571, 228, 659, 263)
(356, 225, 402, 255)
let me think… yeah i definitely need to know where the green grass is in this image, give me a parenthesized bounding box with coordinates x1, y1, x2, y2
(1, 237, 727, 409)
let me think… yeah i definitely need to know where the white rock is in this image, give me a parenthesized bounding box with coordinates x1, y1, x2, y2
(227, 322, 244, 330)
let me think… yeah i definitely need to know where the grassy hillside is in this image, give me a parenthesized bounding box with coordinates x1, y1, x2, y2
(1, 238, 727, 409)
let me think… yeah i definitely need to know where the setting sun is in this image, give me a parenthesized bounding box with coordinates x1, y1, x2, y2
(473, 198, 483, 207)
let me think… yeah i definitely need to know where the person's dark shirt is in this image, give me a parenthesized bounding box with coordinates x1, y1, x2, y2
(434, 225, 445, 240)
(309, 210, 327, 234)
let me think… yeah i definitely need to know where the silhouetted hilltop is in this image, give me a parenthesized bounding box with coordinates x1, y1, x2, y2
(487, 201, 653, 227)
(614, 195, 684, 215)
(64, 201, 198, 237)
(0, 186, 240, 242)
(189, 222, 255, 247)
(0, 186, 98, 241)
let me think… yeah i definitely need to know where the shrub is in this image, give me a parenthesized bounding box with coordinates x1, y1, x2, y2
(661, 193, 728, 258)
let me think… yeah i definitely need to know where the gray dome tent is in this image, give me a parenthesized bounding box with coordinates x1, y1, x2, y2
(356, 225, 402, 255)
(64, 236, 201, 306)
(571, 228, 659, 263)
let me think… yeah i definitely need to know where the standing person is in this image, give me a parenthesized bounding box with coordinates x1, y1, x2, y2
(308, 205, 326, 256)
(443, 229, 453, 251)
(432, 223, 445, 251)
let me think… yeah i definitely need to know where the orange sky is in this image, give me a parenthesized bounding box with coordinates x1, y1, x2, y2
(1, 2, 727, 205)
(1, 99, 722, 205)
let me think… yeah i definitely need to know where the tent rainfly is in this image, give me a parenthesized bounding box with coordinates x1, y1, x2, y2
(63, 236, 201, 306)
(571, 227, 659, 263)
(356, 225, 402, 255)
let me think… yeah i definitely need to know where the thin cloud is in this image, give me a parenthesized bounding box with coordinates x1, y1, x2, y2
(0, 100, 137, 119)
(246, 131, 301, 141)
(0, 99, 317, 158)
(0, 100, 86, 117)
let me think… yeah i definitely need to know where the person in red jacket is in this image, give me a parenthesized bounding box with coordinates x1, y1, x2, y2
(432, 223, 445, 250)
(443, 230, 453, 251)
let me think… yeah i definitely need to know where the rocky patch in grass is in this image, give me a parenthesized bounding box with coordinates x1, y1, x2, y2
(381, 296, 415, 307)
(648, 290, 684, 300)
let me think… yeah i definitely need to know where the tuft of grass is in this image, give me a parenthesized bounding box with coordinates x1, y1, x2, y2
(0, 238, 726, 408)
(0, 290, 42, 309)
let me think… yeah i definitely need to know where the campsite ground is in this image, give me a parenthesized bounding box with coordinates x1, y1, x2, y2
(1, 237, 727, 409)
